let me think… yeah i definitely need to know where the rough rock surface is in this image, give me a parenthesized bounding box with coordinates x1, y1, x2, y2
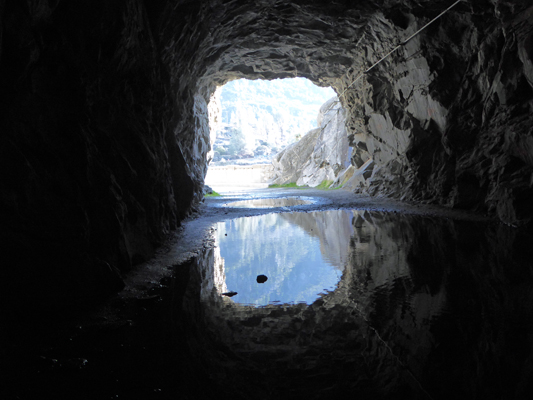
(338, 1, 533, 226)
(1, 0, 533, 308)
(189, 0, 533, 226)
(0, 1, 189, 310)
(297, 97, 352, 186)
(270, 128, 320, 185)
(270, 96, 351, 186)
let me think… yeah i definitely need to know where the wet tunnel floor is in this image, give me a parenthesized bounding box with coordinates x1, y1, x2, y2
(189, 208, 533, 400)
(3, 189, 533, 400)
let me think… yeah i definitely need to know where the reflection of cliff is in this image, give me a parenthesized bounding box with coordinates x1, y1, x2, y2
(215, 214, 342, 305)
(341, 211, 448, 390)
(349, 211, 417, 286)
(342, 213, 533, 399)
(280, 210, 353, 269)
(198, 246, 229, 308)
(200, 244, 227, 300)
(190, 211, 533, 399)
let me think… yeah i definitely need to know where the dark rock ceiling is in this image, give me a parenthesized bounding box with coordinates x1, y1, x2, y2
(1, 0, 532, 307)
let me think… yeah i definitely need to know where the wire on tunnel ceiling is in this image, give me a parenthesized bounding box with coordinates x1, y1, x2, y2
(310, 0, 464, 175)
(337, 0, 464, 101)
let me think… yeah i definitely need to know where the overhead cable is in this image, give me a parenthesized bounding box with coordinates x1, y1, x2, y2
(338, 0, 463, 100)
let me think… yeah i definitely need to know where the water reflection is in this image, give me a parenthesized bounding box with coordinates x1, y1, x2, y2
(212, 211, 348, 305)
(225, 197, 313, 208)
(185, 210, 533, 400)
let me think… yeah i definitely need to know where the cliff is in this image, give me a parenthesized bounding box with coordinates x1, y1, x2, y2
(270, 96, 352, 187)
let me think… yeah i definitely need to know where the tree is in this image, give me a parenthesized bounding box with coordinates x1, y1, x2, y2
(227, 128, 246, 157)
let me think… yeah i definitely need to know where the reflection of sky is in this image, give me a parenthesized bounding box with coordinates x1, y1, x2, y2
(216, 213, 343, 306)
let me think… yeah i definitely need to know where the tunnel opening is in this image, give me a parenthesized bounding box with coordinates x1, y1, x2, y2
(204, 77, 337, 192)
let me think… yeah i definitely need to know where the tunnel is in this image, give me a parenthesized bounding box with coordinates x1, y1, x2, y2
(1, 0, 533, 399)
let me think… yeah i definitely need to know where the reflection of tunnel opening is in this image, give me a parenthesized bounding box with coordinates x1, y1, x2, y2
(185, 208, 533, 399)
(208, 211, 349, 306)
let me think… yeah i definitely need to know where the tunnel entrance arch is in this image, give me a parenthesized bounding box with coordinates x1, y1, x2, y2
(204, 77, 345, 190)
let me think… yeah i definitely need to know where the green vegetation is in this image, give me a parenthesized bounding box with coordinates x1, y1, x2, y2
(268, 182, 308, 189)
(214, 146, 227, 155)
(269, 180, 343, 190)
(205, 190, 222, 197)
(227, 128, 246, 157)
(316, 180, 334, 190)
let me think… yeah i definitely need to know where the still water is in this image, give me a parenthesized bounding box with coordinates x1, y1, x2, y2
(188, 209, 533, 400)
(225, 197, 313, 208)
(213, 211, 347, 305)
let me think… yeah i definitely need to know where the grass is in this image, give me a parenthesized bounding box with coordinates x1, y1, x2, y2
(315, 180, 334, 190)
(268, 180, 340, 190)
(204, 190, 222, 197)
(268, 182, 308, 189)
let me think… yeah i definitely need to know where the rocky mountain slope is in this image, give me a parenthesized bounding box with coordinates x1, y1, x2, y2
(270, 96, 352, 187)
(210, 77, 335, 163)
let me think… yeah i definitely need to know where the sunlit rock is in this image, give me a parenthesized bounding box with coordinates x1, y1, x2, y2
(342, 159, 375, 192)
(270, 96, 351, 187)
(270, 128, 321, 185)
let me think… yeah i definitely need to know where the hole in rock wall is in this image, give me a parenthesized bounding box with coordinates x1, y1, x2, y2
(204, 78, 336, 192)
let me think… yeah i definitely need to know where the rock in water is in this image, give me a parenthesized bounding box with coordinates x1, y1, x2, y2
(256, 275, 268, 283)
(222, 291, 238, 297)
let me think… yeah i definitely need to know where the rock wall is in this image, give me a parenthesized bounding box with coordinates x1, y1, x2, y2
(270, 96, 351, 187)
(187, 0, 533, 226)
(338, 1, 533, 225)
(0, 1, 193, 310)
(1, 0, 533, 308)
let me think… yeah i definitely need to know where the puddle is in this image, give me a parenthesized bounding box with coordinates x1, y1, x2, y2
(185, 209, 533, 399)
(225, 197, 313, 208)
(209, 211, 348, 306)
